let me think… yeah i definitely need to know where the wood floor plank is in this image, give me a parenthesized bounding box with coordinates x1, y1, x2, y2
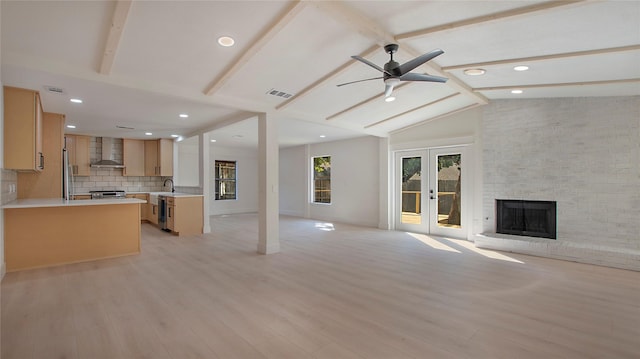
(2, 215, 640, 358)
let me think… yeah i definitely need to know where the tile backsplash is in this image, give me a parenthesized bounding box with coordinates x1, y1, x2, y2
(1, 169, 18, 204)
(71, 137, 170, 194)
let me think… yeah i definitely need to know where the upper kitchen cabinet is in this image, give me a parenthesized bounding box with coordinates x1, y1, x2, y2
(3, 86, 44, 171)
(123, 139, 145, 176)
(65, 134, 91, 176)
(145, 139, 173, 176)
(17, 112, 65, 199)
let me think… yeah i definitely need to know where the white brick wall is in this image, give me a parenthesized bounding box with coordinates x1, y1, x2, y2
(479, 97, 640, 270)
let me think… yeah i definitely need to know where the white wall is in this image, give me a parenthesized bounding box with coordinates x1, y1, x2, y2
(175, 136, 199, 187)
(210, 145, 258, 215)
(279, 136, 382, 227)
(279, 145, 308, 217)
(478, 97, 640, 270)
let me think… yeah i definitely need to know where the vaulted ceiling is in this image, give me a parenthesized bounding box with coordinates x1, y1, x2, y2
(2, 1, 639, 147)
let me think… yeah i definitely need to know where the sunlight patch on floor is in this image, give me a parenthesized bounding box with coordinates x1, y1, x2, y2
(315, 222, 335, 231)
(407, 232, 461, 253)
(441, 237, 524, 264)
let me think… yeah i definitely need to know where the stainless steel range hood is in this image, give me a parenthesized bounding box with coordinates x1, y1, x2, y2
(90, 137, 125, 168)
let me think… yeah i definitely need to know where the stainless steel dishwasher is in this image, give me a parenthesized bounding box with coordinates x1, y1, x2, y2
(158, 195, 169, 231)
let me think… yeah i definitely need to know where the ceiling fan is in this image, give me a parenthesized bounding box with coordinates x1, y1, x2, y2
(337, 44, 448, 99)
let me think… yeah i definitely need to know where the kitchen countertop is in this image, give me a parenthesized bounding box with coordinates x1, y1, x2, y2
(2, 198, 146, 209)
(148, 192, 204, 198)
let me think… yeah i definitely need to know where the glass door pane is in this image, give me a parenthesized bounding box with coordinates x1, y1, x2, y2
(436, 153, 461, 228)
(401, 156, 422, 224)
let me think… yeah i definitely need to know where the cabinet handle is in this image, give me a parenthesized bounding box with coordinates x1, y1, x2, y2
(153, 206, 156, 215)
(39, 153, 44, 169)
(168, 207, 171, 218)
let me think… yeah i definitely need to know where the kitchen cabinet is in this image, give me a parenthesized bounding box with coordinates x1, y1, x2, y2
(3, 86, 44, 171)
(166, 196, 203, 236)
(17, 112, 65, 198)
(123, 139, 145, 176)
(148, 203, 159, 225)
(65, 134, 91, 176)
(145, 139, 173, 176)
(126, 193, 148, 220)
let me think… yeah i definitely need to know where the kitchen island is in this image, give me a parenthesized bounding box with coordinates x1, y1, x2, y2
(2, 198, 145, 272)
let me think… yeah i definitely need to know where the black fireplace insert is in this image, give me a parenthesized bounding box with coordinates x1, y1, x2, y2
(496, 200, 556, 239)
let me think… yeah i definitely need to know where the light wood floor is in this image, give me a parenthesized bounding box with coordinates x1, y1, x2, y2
(2, 214, 640, 358)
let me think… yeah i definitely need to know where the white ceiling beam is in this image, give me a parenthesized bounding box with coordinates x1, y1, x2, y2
(395, 1, 586, 41)
(389, 104, 482, 134)
(364, 93, 461, 129)
(99, 0, 133, 75)
(275, 45, 379, 111)
(184, 111, 258, 139)
(314, 0, 488, 121)
(326, 83, 412, 121)
(443, 45, 640, 71)
(203, 1, 306, 96)
(474, 78, 640, 92)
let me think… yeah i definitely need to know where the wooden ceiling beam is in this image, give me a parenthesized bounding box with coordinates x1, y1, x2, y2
(99, 0, 133, 75)
(203, 1, 306, 96)
(396, 1, 585, 41)
(364, 93, 461, 129)
(275, 45, 379, 111)
(325, 83, 411, 121)
(473, 78, 640, 92)
(443, 45, 640, 71)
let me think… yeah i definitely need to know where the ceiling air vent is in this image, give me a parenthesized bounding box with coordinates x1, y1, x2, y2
(266, 88, 293, 99)
(44, 86, 65, 95)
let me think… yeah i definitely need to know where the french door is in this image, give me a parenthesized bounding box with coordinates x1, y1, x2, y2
(395, 147, 465, 238)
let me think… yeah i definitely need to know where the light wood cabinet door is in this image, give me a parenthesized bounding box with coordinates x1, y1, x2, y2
(3, 86, 44, 171)
(171, 196, 203, 236)
(158, 139, 173, 176)
(167, 205, 175, 231)
(65, 134, 90, 176)
(144, 139, 173, 176)
(148, 203, 159, 224)
(17, 112, 65, 198)
(126, 193, 148, 221)
(144, 140, 159, 176)
(123, 139, 145, 176)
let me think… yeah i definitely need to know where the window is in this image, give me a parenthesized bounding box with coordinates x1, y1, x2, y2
(312, 156, 331, 204)
(215, 160, 236, 200)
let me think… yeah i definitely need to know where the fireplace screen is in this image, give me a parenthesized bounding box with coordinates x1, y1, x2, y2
(496, 200, 556, 239)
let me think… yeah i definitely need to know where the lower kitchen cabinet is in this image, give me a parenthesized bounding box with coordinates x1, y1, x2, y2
(148, 203, 159, 225)
(126, 193, 148, 221)
(166, 196, 203, 236)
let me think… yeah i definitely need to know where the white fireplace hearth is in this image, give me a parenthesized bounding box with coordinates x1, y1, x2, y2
(474, 233, 640, 271)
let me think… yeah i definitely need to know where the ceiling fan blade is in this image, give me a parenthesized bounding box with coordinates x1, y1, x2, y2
(399, 72, 448, 83)
(398, 49, 444, 75)
(351, 56, 390, 75)
(336, 76, 383, 87)
(384, 83, 395, 98)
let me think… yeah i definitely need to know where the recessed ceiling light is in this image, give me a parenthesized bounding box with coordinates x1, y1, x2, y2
(179, 113, 189, 118)
(171, 134, 179, 138)
(319, 135, 326, 138)
(464, 68, 486, 76)
(511, 89, 523, 94)
(145, 132, 153, 136)
(514, 65, 529, 71)
(70, 98, 83, 104)
(66, 125, 76, 129)
(210, 139, 217, 142)
(385, 96, 396, 102)
(218, 36, 235, 47)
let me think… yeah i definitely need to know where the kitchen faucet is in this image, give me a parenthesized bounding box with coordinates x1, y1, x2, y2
(163, 178, 175, 193)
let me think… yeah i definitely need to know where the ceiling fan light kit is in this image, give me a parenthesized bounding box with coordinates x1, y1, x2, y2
(338, 43, 448, 99)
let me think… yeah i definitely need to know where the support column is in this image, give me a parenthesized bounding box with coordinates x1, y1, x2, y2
(199, 132, 211, 233)
(257, 112, 280, 254)
(378, 137, 391, 229)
